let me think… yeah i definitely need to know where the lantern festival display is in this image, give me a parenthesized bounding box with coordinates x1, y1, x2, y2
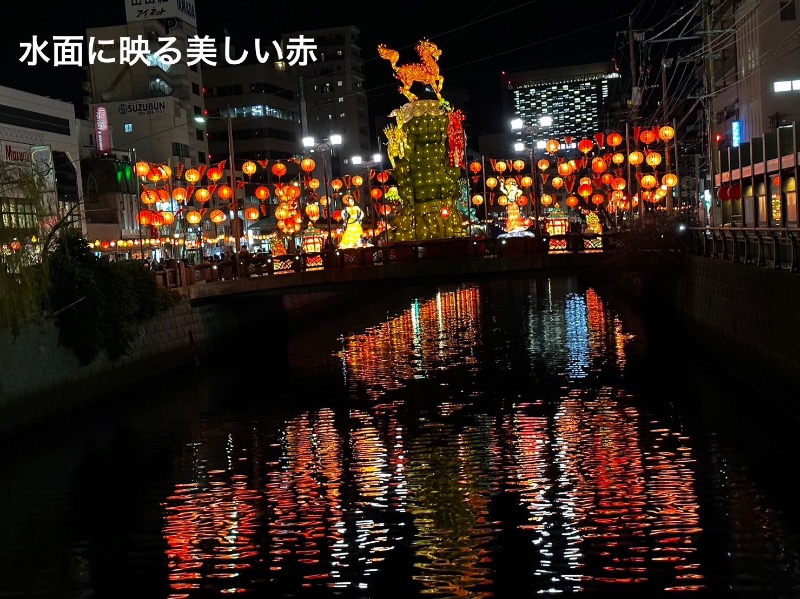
(378, 39, 469, 242)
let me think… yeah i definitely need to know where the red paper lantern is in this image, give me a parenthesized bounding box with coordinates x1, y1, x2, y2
(255, 185, 270, 201)
(577, 138, 594, 154)
(607, 132, 623, 148)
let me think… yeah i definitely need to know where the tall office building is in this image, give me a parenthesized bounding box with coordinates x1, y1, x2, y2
(504, 62, 623, 145)
(201, 60, 302, 166)
(82, 2, 207, 167)
(284, 26, 372, 173)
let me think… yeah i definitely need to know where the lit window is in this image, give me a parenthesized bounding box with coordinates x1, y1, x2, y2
(793, 80, 800, 90)
(124, 123, 133, 133)
(338, 97, 344, 103)
(774, 80, 791, 92)
(337, 80, 343, 87)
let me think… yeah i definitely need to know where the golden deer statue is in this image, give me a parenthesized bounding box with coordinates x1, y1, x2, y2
(377, 40, 444, 102)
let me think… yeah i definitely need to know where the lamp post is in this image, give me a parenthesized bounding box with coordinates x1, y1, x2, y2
(511, 116, 551, 247)
(351, 153, 382, 247)
(195, 110, 241, 252)
(303, 135, 342, 258)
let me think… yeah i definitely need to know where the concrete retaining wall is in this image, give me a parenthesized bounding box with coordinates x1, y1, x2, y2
(676, 256, 800, 395)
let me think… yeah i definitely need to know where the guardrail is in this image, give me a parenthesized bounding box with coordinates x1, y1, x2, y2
(152, 232, 627, 288)
(685, 226, 800, 272)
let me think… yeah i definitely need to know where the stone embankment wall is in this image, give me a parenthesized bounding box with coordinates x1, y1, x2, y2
(0, 290, 345, 434)
(676, 256, 800, 397)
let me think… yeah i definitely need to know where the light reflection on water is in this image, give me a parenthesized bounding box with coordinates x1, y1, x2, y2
(2, 276, 800, 598)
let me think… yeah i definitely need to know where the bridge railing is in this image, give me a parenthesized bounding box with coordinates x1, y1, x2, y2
(181, 232, 622, 287)
(685, 226, 800, 272)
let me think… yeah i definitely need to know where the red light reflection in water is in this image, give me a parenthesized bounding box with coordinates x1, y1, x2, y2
(160, 285, 705, 596)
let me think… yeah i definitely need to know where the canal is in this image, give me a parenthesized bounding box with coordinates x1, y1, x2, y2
(2, 274, 800, 598)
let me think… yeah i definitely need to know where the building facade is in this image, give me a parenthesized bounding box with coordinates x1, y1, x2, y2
(284, 26, 372, 173)
(504, 62, 623, 145)
(0, 86, 83, 245)
(83, 14, 208, 168)
(709, 0, 799, 228)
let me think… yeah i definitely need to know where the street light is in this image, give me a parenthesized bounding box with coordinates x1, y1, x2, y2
(195, 111, 241, 252)
(351, 153, 382, 247)
(511, 116, 552, 246)
(303, 135, 342, 256)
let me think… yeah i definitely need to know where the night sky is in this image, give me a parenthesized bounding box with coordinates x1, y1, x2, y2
(3, 0, 666, 134)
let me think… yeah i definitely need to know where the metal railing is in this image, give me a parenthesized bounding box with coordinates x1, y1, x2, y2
(161, 232, 624, 288)
(685, 226, 800, 272)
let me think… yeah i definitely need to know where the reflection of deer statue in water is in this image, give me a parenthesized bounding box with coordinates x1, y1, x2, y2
(377, 40, 444, 102)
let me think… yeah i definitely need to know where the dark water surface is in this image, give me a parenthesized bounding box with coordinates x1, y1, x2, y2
(3, 275, 800, 598)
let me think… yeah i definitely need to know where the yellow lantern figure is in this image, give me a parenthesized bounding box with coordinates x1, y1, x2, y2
(135, 161, 151, 178)
(300, 158, 316, 173)
(185, 168, 200, 183)
(628, 151, 644, 166)
(662, 172, 679, 188)
(471, 194, 484, 206)
(659, 125, 675, 141)
(185, 210, 202, 225)
(308, 178, 320, 190)
(520, 175, 533, 188)
(351, 175, 363, 187)
(195, 188, 211, 203)
(486, 177, 498, 190)
(545, 139, 560, 154)
(645, 151, 662, 167)
(210, 209, 226, 223)
(512, 159, 525, 172)
(242, 161, 257, 176)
